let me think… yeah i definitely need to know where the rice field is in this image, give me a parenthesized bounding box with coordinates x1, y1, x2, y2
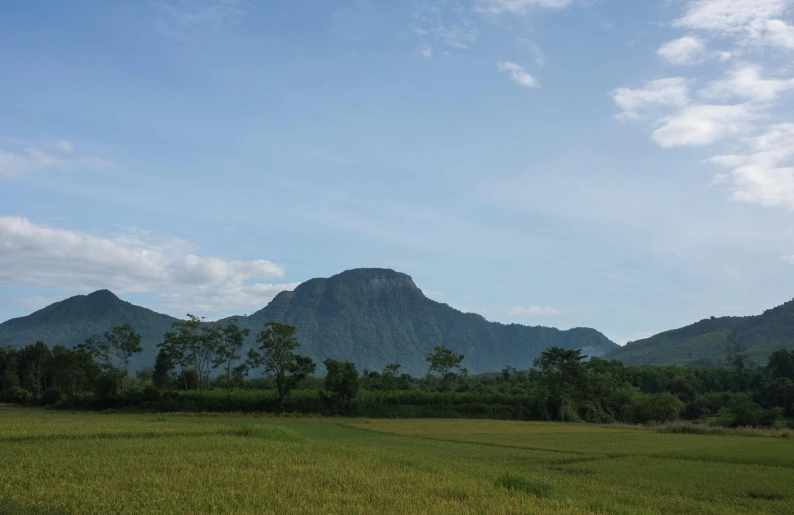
(1, 405, 792, 514)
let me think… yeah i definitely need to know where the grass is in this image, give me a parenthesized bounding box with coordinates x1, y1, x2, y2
(1, 405, 793, 514)
(602, 421, 794, 438)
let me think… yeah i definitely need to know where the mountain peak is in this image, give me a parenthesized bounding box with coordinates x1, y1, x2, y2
(86, 289, 120, 302)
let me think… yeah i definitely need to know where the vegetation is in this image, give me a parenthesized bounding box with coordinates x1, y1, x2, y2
(1, 407, 792, 514)
(2, 313, 793, 430)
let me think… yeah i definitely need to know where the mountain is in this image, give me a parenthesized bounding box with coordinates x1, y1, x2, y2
(606, 298, 794, 367)
(221, 268, 618, 374)
(0, 290, 179, 369)
(0, 268, 618, 374)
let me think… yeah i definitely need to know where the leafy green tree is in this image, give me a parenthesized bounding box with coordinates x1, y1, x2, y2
(323, 359, 359, 405)
(213, 318, 251, 398)
(79, 324, 142, 391)
(248, 322, 316, 407)
(533, 347, 587, 421)
(427, 346, 465, 407)
(162, 315, 221, 394)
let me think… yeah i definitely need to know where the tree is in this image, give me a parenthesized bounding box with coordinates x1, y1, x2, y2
(427, 346, 465, 407)
(533, 347, 587, 421)
(248, 322, 315, 407)
(162, 315, 221, 395)
(152, 347, 176, 390)
(51, 346, 100, 398)
(79, 324, 143, 391)
(136, 366, 155, 383)
(323, 359, 359, 405)
(212, 318, 251, 398)
(724, 331, 744, 372)
(18, 341, 53, 399)
(381, 363, 402, 390)
(157, 331, 188, 390)
(768, 349, 794, 380)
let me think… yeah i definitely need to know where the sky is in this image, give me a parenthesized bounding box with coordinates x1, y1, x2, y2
(2, 0, 794, 345)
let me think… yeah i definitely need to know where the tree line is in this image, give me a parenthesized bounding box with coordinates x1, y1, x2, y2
(1, 317, 793, 428)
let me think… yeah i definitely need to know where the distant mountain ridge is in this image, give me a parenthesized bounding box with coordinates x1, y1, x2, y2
(0, 268, 618, 374)
(606, 298, 794, 367)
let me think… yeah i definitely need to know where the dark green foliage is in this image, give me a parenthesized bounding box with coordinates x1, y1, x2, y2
(323, 359, 359, 407)
(152, 347, 176, 389)
(767, 349, 794, 379)
(534, 347, 587, 421)
(609, 298, 794, 366)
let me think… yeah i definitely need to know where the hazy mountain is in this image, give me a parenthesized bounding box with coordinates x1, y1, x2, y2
(0, 268, 618, 374)
(606, 298, 794, 367)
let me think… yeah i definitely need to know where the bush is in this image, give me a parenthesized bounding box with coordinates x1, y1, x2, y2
(629, 392, 684, 423)
(42, 387, 62, 405)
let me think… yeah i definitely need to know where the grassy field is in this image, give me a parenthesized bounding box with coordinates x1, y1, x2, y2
(1, 406, 793, 514)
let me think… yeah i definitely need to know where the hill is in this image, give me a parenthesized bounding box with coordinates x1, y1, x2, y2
(0, 268, 618, 374)
(606, 298, 794, 367)
(0, 290, 179, 369)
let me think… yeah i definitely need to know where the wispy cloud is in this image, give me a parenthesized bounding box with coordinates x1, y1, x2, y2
(0, 140, 118, 178)
(497, 61, 539, 88)
(475, 0, 572, 15)
(150, 0, 249, 40)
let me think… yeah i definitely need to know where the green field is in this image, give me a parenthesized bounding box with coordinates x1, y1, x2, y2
(1, 406, 793, 514)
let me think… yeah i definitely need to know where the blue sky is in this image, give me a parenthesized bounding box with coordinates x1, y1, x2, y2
(2, 0, 794, 345)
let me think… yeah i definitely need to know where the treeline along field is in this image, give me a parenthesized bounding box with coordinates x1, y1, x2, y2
(0, 406, 793, 514)
(1, 318, 794, 428)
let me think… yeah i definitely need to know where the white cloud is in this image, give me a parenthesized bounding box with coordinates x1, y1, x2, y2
(699, 64, 794, 102)
(497, 61, 539, 88)
(784, 255, 794, 264)
(673, 0, 785, 35)
(709, 124, 794, 208)
(611, 78, 690, 121)
(0, 140, 118, 178)
(507, 305, 562, 316)
(651, 103, 757, 147)
(673, 0, 794, 49)
(421, 45, 432, 57)
(765, 19, 794, 49)
(0, 216, 295, 315)
(657, 36, 706, 65)
(476, 0, 572, 15)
